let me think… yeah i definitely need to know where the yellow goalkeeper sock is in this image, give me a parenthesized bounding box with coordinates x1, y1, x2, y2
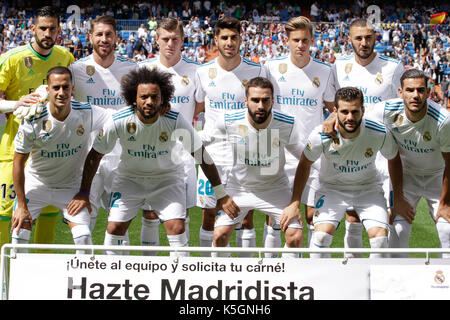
(34, 209, 59, 253)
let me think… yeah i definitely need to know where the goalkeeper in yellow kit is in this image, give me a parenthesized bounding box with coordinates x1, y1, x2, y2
(0, 6, 74, 249)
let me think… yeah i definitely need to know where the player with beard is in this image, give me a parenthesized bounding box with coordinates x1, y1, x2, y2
(69, 16, 137, 245)
(326, 19, 405, 256)
(68, 68, 239, 257)
(369, 69, 450, 257)
(195, 17, 266, 256)
(207, 77, 304, 257)
(282, 87, 400, 258)
(0, 6, 74, 250)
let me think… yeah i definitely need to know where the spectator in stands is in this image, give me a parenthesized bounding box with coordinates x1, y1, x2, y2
(442, 75, 449, 107)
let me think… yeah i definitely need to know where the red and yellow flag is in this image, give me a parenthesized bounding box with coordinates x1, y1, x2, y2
(430, 12, 447, 25)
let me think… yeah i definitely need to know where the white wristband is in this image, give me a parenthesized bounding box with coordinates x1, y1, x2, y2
(213, 184, 227, 200)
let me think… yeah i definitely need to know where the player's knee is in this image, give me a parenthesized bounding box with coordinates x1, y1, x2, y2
(213, 228, 231, 247)
(285, 228, 302, 248)
(107, 221, 129, 236)
(164, 219, 185, 235)
(311, 231, 333, 248)
(143, 210, 158, 220)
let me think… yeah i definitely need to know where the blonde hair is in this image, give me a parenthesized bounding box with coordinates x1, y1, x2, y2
(285, 16, 313, 37)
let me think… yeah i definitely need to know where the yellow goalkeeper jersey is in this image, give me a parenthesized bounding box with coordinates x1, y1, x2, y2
(0, 43, 74, 161)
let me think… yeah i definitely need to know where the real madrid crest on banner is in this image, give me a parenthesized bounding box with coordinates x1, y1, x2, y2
(159, 131, 168, 142)
(86, 65, 95, 76)
(76, 124, 85, 136)
(423, 131, 432, 141)
(375, 73, 383, 85)
(127, 122, 136, 135)
(181, 75, 190, 87)
(365, 147, 374, 158)
(312, 77, 320, 88)
(24, 56, 33, 69)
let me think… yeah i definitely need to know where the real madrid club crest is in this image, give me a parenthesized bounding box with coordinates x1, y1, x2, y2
(24, 56, 33, 69)
(423, 131, 432, 141)
(86, 65, 95, 76)
(181, 75, 190, 87)
(375, 73, 383, 85)
(43, 120, 52, 133)
(76, 124, 85, 136)
(312, 77, 320, 88)
(238, 124, 248, 138)
(127, 122, 136, 135)
(159, 131, 168, 142)
(365, 147, 374, 158)
(394, 113, 403, 127)
(434, 270, 445, 284)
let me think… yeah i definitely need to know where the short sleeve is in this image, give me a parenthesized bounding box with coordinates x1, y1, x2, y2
(380, 130, 399, 160)
(303, 126, 324, 162)
(92, 115, 118, 155)
(14, 121, 35, 154)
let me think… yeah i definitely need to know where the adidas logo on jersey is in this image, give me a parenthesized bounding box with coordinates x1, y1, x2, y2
(86, 77, 95, 84)
(208, 81, 216, 87)
(128, 136, 136, 141)
(278, 76, 287, 82)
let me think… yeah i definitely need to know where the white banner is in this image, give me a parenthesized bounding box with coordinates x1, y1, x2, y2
(8, 254, 369, 300)
(370, 265, 450, 300)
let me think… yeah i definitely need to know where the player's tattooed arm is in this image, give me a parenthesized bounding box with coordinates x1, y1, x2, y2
(388, 152, 415, 224)
(67, 148, 104, 215)
(436, 152, 450, 223)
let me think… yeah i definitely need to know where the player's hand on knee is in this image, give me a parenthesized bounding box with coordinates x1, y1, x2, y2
(217, 195, 240, 219)
(67, 192, 92, 216)
(10, 206, 33, 234)
(280, 202, 301, 232)
(435, 204, 450, 224)
(392, 196, 415, 224)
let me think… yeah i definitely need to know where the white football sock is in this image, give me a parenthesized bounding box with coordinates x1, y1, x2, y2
(238, 228, 256, 257)
(369, 236, 388, 259)
(310, 231, 333, 259)
(263, 224, 281, 258)
(11, 228, 31, 254)
(199, 227, 214, 257)
(71, 225, 92, 255)
(167, 232, 189, 257)
(104, 231, 126, 255)
(141, 217, 160, 256)
(436, 222, 450, 258)
(344, 221, 363, 258)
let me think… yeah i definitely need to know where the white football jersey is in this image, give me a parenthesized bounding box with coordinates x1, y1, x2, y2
(331, 52, 405, 108)
(93, 108, 202, 179)
(215, 109, 304, 191)
(14, 101, 109, 188)
(265, 55, 335, 135)
(138, 56, 200, 122)
(370, 98, 450, 175)
(304, 117, 398, 191)
(195, 57, 266, 165)
(69, 54, 137, 110)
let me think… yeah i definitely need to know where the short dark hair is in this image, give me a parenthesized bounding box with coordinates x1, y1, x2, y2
(349, 18, 375, 33)
(35, 6, 60, 24)
(90, 15, 117, 33)
(335, 87, 364, 109)
(245, 77, 274, 97)
(400, 68, 428, 88)
(214, 16, 241, 35)
(47, 66, 72, 83)
(121, 68, 175, 108)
